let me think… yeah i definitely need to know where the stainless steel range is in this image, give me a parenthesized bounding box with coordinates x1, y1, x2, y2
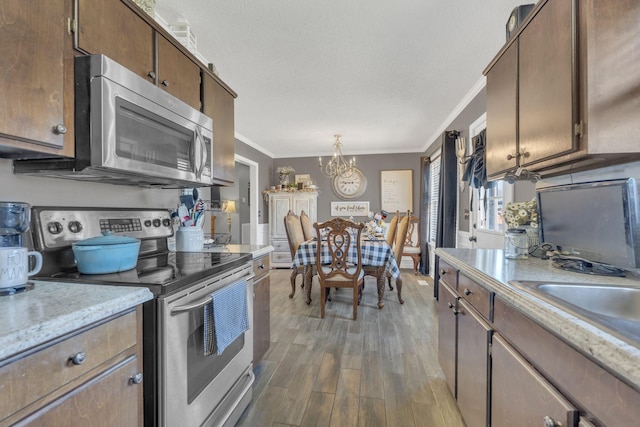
(30, 207, 255, 427)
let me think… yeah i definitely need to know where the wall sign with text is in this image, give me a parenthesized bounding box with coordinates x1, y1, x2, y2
(381, 169, 413, 212)
(330, 201, 370, 217)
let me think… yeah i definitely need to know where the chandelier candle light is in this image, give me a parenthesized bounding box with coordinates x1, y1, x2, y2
(319, 134, 357, 178)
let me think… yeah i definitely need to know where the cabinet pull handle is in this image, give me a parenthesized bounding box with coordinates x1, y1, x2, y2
(464, 288, 472, 296)
(53, 124, 67, 135)
(70, 352, 86, 365)
(542, 416, 560, 427)
(130, 373, 143, 385)
(161, 80, 169, 87)
(147, 71, 156, 79)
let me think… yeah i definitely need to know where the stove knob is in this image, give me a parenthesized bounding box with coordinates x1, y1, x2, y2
(144, 219, 152, 227)
(47, 221, 63, 234)
(162, 218, 171, 227)
(152, 218, 161, 227)
(68, 221, 83, 233)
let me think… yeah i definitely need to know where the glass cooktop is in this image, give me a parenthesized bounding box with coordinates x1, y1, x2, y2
(41, 251, 251, 296)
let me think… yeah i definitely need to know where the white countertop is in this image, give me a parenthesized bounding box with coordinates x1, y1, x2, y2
(0, 281, 153, 361)
(436, 248, 640, 391)
(201, 244, 273, 259)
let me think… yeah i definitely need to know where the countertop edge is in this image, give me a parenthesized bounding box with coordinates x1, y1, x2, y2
(0, 284, 153, 361)
(436, 248, 640, 391)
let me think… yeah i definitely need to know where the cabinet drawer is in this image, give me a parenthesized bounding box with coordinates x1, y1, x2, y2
(437, 259, 458, 290)
(272, 252, 292, 264)
(0, 310, 137, 422)
(458, 273, 491, 320)
(253, 255, 270, 279)
(271, 240, 289, 253)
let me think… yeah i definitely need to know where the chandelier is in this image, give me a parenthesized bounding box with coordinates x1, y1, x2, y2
(318, 134, 356, 178)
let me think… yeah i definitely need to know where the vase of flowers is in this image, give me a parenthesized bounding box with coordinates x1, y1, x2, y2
(504, 199, 539, 248)
(276, 166, 295, 186)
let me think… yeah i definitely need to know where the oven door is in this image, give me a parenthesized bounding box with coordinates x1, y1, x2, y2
(159, 262, 254, 427)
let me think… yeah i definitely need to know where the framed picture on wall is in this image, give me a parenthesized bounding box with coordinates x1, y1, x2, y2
(295, 174, 311, 186)
(380, 169, 413, 212)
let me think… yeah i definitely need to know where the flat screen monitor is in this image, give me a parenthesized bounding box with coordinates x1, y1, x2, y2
(537, 178, 640, 269)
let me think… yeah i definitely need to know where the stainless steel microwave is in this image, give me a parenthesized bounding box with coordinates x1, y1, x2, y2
(15, 54, 213, 188)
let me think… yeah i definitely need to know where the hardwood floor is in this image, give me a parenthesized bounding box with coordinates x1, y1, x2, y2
(237, 269, 466, 427)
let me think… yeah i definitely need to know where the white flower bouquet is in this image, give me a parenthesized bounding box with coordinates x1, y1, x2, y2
(504, 199, 538, 228)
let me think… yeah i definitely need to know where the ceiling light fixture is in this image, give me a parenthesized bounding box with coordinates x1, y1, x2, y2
(318, 134, 356, 178)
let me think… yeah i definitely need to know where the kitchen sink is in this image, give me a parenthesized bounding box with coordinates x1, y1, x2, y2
(510, 281, 640, 346)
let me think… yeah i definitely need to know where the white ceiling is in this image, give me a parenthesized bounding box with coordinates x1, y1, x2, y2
(153, 0, 529, 158)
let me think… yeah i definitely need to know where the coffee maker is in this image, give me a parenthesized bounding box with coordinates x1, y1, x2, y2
(0, 202, 31, 248)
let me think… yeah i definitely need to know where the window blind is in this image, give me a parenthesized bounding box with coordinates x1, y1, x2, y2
(428, 156, 441, 243)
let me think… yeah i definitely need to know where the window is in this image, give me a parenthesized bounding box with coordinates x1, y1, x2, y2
(428, 155, 441, 243)
(476, 182, 505, 232)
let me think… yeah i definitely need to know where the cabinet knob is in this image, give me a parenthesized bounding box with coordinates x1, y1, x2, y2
(439, 269, 447, 275)
(464, 288, 472, 296)
(447, 302, 454, 309)
(52, 124, 67, 135)
(147, 71, 156, 79)
(130, 373, 143, 385)
(259, 264, 265, 269)
(70, 352, 86, 365)
(161, 80, 169, 87)
(506, 152, 520, 161)
(468, 236, 477, 242)
(542, 416, 560, 427)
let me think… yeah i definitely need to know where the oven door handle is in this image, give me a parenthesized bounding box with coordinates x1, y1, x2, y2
(170, 274, 255, 315)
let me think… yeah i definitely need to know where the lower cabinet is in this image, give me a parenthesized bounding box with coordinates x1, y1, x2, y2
(491, 334, 577, 427)
(0, 308, 144, 426)
(437, 281, 458, 398)
(252, 254, 271, 363)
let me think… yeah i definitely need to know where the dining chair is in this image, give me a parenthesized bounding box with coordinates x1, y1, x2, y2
(385, 210, 400, 248)
(284, 210, 309, 298)
(313, 217, 365, 320)
(300, 210, 314, 241)
(402, 214, 421, 275)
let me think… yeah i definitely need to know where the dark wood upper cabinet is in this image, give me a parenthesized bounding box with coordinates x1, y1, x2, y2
(76, 0, 154, 83)
(203, 72, 236, 185)
(0, 0, 74, 158)
(156, 34, 202, 111)
(484, 0, 640, 179)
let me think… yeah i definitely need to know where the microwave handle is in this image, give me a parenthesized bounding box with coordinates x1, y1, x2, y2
(199, 130, 208, 179)
(192, 127, 203, 180)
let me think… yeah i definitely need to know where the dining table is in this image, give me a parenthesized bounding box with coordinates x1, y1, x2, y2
(291, 237, 401, 308)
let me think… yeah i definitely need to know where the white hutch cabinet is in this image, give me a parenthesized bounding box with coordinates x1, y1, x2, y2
(268, 191, 318, 267)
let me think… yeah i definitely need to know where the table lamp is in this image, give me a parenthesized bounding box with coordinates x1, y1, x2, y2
(222, 200, 237, 233)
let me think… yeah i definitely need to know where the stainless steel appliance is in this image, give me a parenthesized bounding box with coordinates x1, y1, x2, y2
(537, 178, 640, 270)
(15, 55, 213, 188)
(30, 207, 254, 427)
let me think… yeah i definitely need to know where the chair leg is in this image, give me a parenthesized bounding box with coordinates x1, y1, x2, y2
(352, 285, 358, 320)
(387, 275, 393, 291)
(411, 254, 420, 275)
(289, 270, 298, 298)
(320, 284, 326, 319)
(397, 276, 404, 304)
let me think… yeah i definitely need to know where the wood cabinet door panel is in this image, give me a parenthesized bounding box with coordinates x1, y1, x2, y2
(253, 272, 270, 363)
(457, 300, 491, 427)
(270, 195, 292, 240)
(437, 259, 458, 291)
(486, 42, 518, 176)
(437, 282, 458, 398)
(492, 334, 577, 427)
(518, 0, 576, 166)
(76, 0, 154, 82)
(458, 273, 491, 320)
(157, 35, 201, 110)
(203, 73, 235, 184)
(0, 0, 66, 149)
(18, 356, 142, 427)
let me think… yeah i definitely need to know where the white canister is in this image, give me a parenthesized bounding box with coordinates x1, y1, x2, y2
(175, 227, 204, 252)
(0, 247, 43, 288)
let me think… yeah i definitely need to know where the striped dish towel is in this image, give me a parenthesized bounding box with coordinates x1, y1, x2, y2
(204, 279, 249, 356)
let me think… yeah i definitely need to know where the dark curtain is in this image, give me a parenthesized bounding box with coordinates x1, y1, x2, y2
(434, 130, 459, 298)
(418, 156, 431, 275)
